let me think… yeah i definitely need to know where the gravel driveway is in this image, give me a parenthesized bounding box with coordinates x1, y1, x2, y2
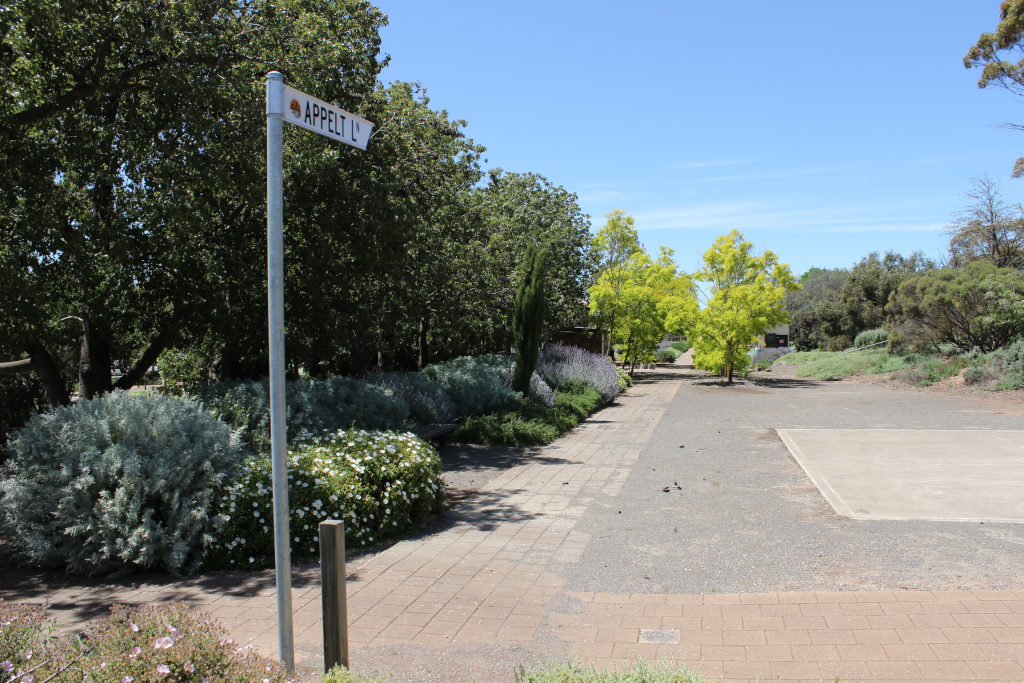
(562, 367, 1024, 596)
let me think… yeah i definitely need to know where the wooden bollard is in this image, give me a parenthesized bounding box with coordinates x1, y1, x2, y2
(319, 520, 349, 671)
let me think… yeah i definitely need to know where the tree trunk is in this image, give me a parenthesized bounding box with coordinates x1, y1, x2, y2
(607, 313, 616, 360)
(0, 345, 71, 406)
(417, 316, 429, 371)
(29, 344, 72, 405)
(726, 363, 733, 383)
(113, 334, 169, 391)
(78, 323, 114, 399)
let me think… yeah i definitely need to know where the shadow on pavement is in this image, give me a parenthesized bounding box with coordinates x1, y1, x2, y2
(438, 443, 573, 474)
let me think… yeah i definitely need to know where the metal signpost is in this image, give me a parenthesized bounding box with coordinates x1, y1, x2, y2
(265, 71, 373, 670)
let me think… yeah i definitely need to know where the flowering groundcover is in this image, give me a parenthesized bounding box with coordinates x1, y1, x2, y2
(0, 602, 289, 682)
(206, 429, 445, 569)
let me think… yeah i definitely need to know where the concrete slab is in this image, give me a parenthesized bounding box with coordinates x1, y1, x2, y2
(776, 429, 1024, 523)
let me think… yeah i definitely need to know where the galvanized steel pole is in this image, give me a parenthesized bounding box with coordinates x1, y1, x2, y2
(265, 70, 295, 671)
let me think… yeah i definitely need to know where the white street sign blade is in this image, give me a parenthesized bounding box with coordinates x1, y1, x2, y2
(282, 85, 373, 150)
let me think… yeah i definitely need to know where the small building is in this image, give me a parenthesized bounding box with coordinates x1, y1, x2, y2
(758, 324, 790, 349)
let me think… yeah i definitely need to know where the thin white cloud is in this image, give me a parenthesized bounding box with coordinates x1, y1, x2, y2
(697, 164, 854, 183)
(632, 201, 947, 234)
(668, 159, 748, 170)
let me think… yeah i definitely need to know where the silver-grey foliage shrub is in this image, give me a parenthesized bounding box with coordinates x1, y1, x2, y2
(0, 392, 248, 575)
(536, 343, 622, 403)
(854, 327, 889, 348)
(993, 338, 1024, 389)
(200, 376, 411, 453)
(420, 354, 517, 418)
(367, 370, 456, 424)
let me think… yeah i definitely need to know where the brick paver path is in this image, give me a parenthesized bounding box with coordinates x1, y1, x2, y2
(3, 371, 1023, 682)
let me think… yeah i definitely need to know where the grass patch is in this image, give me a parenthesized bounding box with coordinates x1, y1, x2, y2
(773, 349, 917, 380)
(451, 385, 604, 446)
(517, 659, 714, 682)
(775, 349, 973, 385)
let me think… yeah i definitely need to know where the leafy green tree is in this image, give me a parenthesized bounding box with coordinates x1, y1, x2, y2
(687, 231, 798, 383)
(785, 267, 851, 350)
(840, 251, 933, 337)
(475, 170, 596, 350)
(589, 246, 693, 373)
(0, 0, 388, 396)
(281, 81, 486, 374)
(887, 262, 1024, 352)
(512, 244, 548, 393)
(946, 176, 1024, 269)
(590, 210, 643, 357)
(965, 0, 1024, 176)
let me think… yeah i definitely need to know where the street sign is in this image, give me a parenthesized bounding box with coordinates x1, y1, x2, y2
(282, 85, 373, 149)
(265, 72, 374, 671)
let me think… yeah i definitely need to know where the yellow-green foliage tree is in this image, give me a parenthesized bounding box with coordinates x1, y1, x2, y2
(590, 245, 695, 374)
(688, 231, 799, 383)
(590, 210, 643, 357)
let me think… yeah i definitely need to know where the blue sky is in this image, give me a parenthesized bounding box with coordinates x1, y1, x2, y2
(375, 1, 1024, 276)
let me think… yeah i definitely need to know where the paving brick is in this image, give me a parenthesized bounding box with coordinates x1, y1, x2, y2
(940, 626, 998, 643)
(866, 660, 925, 680)
(721, 629, 766, 646)
(807, 628, 858, 645)
(915, 658, 976, 680)
(895, 626, 949, 644)
(929, 642, 987, 660)
(967, 659, 1024, 679)
(769, 660, 823, 680)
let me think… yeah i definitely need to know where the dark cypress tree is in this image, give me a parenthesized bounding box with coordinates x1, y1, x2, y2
(512, 244, 548, 394)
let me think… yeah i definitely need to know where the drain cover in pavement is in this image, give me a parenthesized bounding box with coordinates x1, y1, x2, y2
(638, 628, 680, 644)
(777, 429, 1024, 522)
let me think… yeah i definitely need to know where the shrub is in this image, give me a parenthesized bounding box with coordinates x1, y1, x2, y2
(615, 367, 632, 391)
(420, 354, 517, 418)
(207, 429, 445, 569)
(0, 602, 288, 682)
(536, 344, 622, 403)
(751, 347, 790, 369)
(529, 372, 557, 408)
(668, 339, 690, 353)
(200, 377, 411, 454)
(0, 392, 248, 575)
(452, 385, 603, 447)
(774, 349, 916, 380)
(367, 370, 456, 424)
(654, 348, 681, 363)
(323, 665, 387, 683)
(854, 327, 889, 348)
(158, 345, 216, 395)
(992, 338, 1024, 389)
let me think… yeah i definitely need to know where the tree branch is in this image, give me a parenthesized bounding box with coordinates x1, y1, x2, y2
(113, 333, 170, 391)
(0, 358, 36, 376)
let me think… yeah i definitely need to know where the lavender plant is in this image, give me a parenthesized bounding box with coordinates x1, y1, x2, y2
(0, 392, 248, 575)
(536, 344, 622, 402)
(750, 347, 791, 370)
(528, 372, 557, 408)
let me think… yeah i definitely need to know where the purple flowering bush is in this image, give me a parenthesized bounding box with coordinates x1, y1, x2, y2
(536, 344, 622, 403)
(0, 602, 289, 682)
(750, 347, 791, 370)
